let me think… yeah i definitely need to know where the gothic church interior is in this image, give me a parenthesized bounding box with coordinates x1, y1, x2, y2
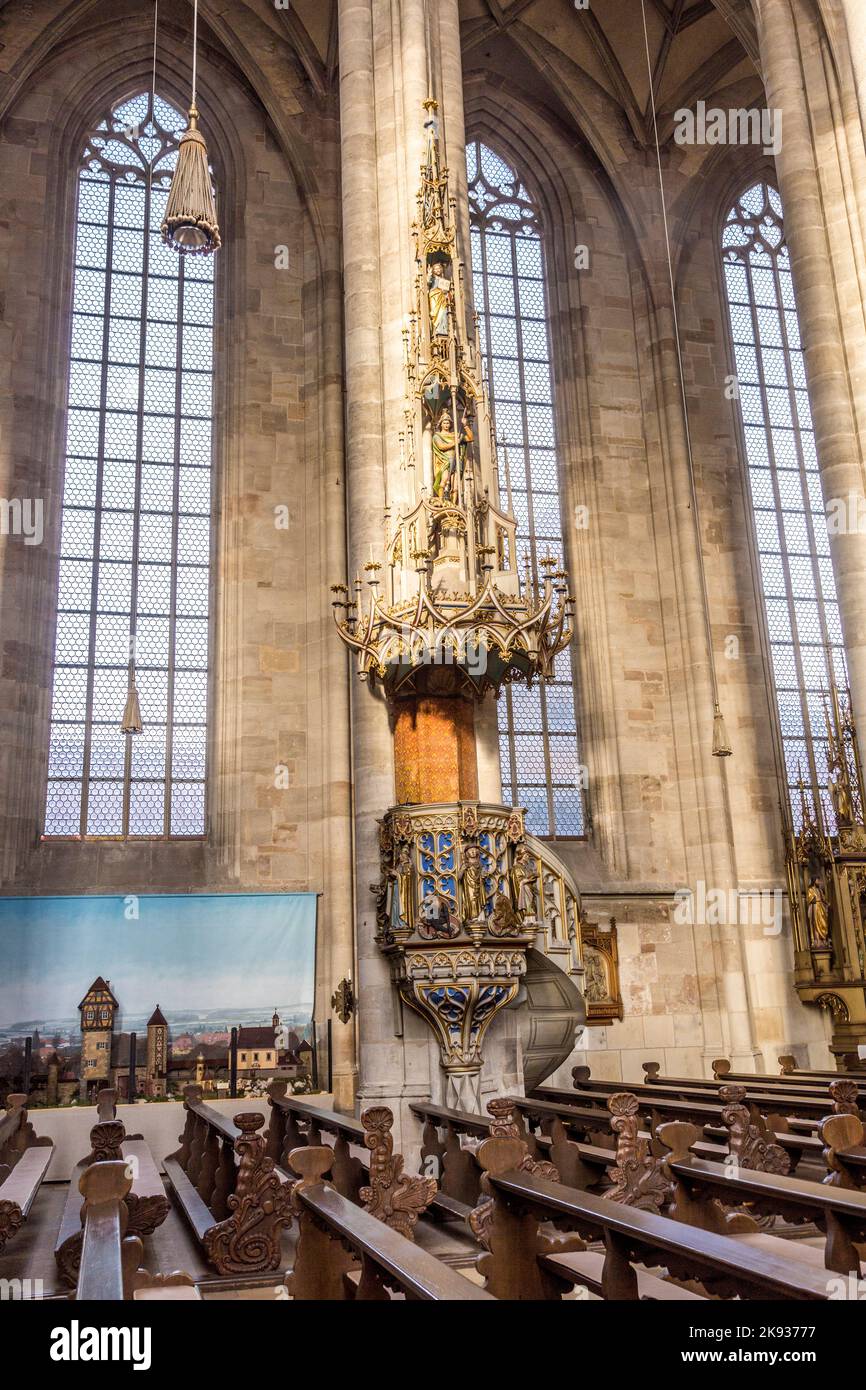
(1, 0, 866, 1318)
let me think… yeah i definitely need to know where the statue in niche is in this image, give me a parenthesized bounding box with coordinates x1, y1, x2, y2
(511, 843, 539, 922)
(427, 259, 452, 340)
(828, 754, 854, 827)
(387, 843, 416, 934)
(431, 409, 473, 501)
(459, 843, 486, 925)
(417, 888, 459, 940)
(584, 948, 608, 1003)
(806, 875, 831, 947)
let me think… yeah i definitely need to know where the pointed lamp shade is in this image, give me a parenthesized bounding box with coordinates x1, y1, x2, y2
(161, 0, 220, 256)
(712, 701, 732, 758)
(121, 680, 143, 736)
(161, 106, 220, 254)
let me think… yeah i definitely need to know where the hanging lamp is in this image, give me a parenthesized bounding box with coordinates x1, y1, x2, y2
(162, 0, 221, 254)
(121, 633, 143, 736)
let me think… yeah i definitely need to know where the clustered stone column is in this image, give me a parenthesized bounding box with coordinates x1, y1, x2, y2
(754, 0, 866, 741)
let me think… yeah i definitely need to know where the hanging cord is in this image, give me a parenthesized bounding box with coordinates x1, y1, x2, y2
(639, 0, 727, 733)
(191, 0, 199, 111)
(147, 0, 158, 208)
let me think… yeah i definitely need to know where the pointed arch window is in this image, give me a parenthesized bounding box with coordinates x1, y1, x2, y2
(467, 138, 583, 837)
(722, 180, 847, 830)
(44, 92, 214, 839)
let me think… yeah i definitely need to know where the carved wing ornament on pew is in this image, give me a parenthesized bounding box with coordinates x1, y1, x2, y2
(358, 1106, 437, 1240)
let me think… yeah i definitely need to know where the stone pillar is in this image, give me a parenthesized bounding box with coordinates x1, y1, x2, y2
(839, 0, 866, 135)
(754, 0, 866, 740)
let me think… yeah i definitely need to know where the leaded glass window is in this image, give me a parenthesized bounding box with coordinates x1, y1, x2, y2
(44, 91, 214, 839)
(723, 181, 845, 830)
(467, 139, 583, 837)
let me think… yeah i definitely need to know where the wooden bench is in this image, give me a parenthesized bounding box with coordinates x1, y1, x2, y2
(163, 1084, 292, 1276)
(558, 1069, 860, 1130)
(284, 1145, 493, 1300)
(76, 1161, 197, 1302)
(712, 1058, 866, 1104)
(268, 1085, 437, 1236)
(0, 1094, 54, 1253)
(820, 1113, 866, 1191)
(778, 1055, 865, 1079)
(652, 1118, 866, 1276)
(55, 1104, 170, 1287)
(528, 1085, 825, 1169)
(469, 1134, 837, 1300)
(641, 1060, 866, 1109)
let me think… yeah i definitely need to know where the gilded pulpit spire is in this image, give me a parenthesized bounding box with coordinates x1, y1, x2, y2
(331, 102, 585, 1109)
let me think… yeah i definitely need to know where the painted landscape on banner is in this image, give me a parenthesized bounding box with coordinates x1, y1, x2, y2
(0, 893, 317, 1101)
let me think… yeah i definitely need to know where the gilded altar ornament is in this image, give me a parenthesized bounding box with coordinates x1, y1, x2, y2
(785, 669, 866, 1058)
(330, 977, 356, 1026)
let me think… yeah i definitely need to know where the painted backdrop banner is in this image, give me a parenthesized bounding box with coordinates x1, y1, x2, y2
(0, 893, 317, 1093)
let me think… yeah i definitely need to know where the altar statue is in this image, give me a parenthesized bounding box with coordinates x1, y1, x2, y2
(806, 876, 830, 946)
(427, 260, 451, 339)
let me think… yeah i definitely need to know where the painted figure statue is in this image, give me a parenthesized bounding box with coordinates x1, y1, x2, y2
(459, 843, 486, 924)
(427, 260, 451, 339)
(511, 843, 539, 921)
(388, 844, 416, 933)
(806, 876, 830, 947)
(431, 410, 473, 501)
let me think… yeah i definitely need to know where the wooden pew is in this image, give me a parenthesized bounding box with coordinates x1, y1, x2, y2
(284, 1145, 493, 1301)
(779, 1054, 865, 1079)
(820, 1113, 866, 1191)
(267, 1086, 437, 1236)
(531, 1082, 827, 1163)
(0, 1093, 53, 1180)
(559, 1068, 861, 1130)
(411, 1098, 621, 1214)
(652, 1119, 866, 1276)
(163, 1084, 292, 1276)
(469, 1135, 837, 1301)
(267, 1084, 368, 1203)
(643, 1060, 866, 1106)
(76, 1161, 198, 1302)
(55, 1103, 170, 1287)
(712, 1058, 866, 1103)
(0, 1094, 54, 1253)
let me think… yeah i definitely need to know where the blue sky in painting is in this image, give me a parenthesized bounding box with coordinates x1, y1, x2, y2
(0, 894, 317, 1029)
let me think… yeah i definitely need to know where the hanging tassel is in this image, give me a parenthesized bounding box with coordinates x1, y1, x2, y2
(121, 683, 143, 736)
(162, 106, 221, 255)
(712, 701, 732, 758)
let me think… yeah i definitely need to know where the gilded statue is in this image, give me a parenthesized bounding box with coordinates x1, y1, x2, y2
(388, 844, 416, 933)
(427, 260, 451, 340)
(431, 410, 473, 501)
(511, 843, 539, 921)
(829, 761, 854, 827)
(806, 876, 830, 947)
(459, 843, 486, 925)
